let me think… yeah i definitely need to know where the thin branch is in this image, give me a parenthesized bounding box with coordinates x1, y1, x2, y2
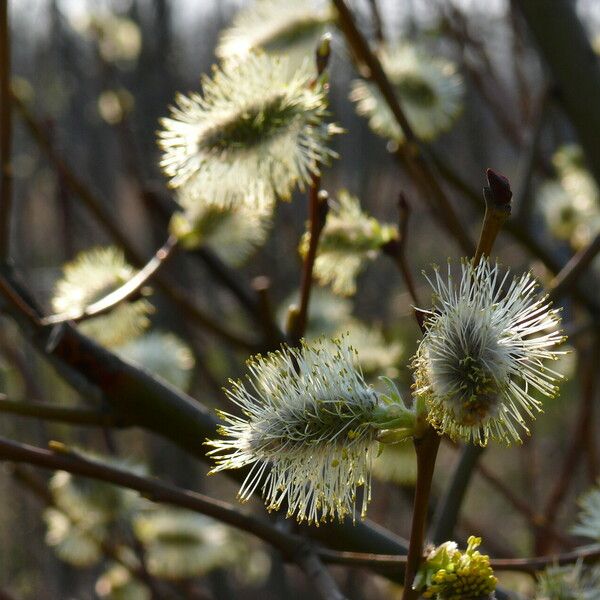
(43, 235, 178, 326)
(549, 232, 600, 301)
(402, 428, 441, 600)
(332, 0, 475, 256)
(475, 458, 573, 548)
(12, 466, 181, 600)
(430, 444, 485, 545)
(514, 86, 551, 221)
(440, 5, 523, 147)
(318, 543, 600, 575)
(0, 435, 304, 556)
(294, 545, 348, 600)
(288, 183, 327, 344)
(0, 270, 42, 325)
(0, 266, 417, 581)
(252, 276, 284, 347)
(429, 148, 600, 315)
(12, 93, 256, 351)
(0, 0, 12, 260)
(537, 340, 599, 553)
(0, 395, 129, 427)
(366, 0, 384, 46)
(383, 193, 419, 306)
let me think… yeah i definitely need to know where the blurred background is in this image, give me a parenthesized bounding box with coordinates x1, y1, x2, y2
(3, 0, 600, 598)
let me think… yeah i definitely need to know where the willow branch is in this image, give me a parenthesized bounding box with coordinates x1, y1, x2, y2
(537, 342, 599, 553)
(289, 183, 327, 344)
(549, 232, 600, 301)
(12, 93, 255, 350)
(43, 235, 178, 326)
(318, 543, 600, 575)
(332, 0, 474, 256)
(0, 395, 129, 427)
(382, 193, 424, 330)
(0, 0, 12, 260)
(294, 545, 348, 600)
(0, 435, 306, 556)
(429, 149, 600, 315)
(402, 428, 441, 600)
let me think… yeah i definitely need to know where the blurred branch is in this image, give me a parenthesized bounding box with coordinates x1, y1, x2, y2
(289, 184, 328, 344)
(549, 233, 600, 301)
(514, 86, 551, 222)
(3, 437, 367, 598)
(0, 395, 129, 427)
(11, 93, 256, 351)
(537, 340, 599, 553)
(517, 0, 600, 189)
(12, 466, 182, 600)
(0, 265, 414, 579)
(440, 4, 523, 147)
(366, 0, 384, 45)
(332, 0, 475, 256)
(140, 186, 285, 347)
(475, 456, 573, 548)
(382, 193, 424, 329)
(0, 435, 305, 556)
(294, 546, 347, 600)
(0, 0, 12, 261)
(43, 235, 178, 326)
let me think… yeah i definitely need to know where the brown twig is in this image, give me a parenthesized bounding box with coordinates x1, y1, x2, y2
(0, 395, 129, 427)
(382, 193, 424, 329)
(428, 148, 600, 315)
(0, 0, 12, 260)
(289, 184, 327, 344)
(317, 542, 600, 575)
(12, 93, 256, 351)
(332, 0, 475, 256)
(43, 235, 178, 326)
(402, 428, 441, 600)
(295, 545, 348, 600)
(537, 340, 599, 553)
(549, 232, 600, 301)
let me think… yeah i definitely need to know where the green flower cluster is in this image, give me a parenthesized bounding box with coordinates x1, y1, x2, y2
(415, 536, 497, 600)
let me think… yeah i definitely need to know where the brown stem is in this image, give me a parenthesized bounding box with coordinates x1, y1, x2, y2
(43, 235, 178, 325)
(0, 0, 11, 260)
(382, 193, 424, 330)
(537, 339, 599, 553)
(332, 0, 475, 255)
(402, 428, 441, 600)
(317, 542, 600, 575)
(288, 181, 327, 344)
(295, 544, 348, 600)
(0, 395, 129, 427)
